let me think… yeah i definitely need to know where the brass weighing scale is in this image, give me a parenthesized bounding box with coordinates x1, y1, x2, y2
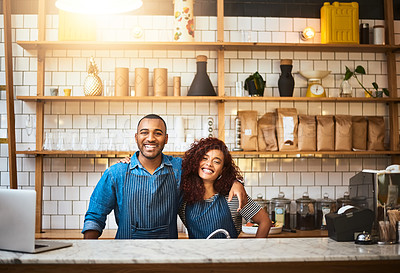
(299, 70, 331, 97)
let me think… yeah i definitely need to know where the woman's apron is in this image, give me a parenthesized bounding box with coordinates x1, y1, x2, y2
(185, 194, 238, 239)
(115, 165, 179, 239)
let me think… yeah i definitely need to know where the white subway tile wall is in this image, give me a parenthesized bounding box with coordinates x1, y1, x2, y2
(0, 14, 398, 229)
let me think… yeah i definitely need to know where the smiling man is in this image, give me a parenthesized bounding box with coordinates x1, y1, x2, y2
(82, 114, 246, 239)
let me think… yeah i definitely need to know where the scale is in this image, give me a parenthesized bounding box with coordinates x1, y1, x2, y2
(299, 70, 331, 97)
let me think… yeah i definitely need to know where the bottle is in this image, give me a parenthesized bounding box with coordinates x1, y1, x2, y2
(187, 55, 217, 96)
(359, 23, 369, 44)
(278, 59, 294, 97)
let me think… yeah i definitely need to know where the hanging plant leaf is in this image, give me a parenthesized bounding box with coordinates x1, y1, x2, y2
(344, 67, 353, 81)
(355, 65, 366, 74)
(372, 82, 379, 91)
(383, 88, 389, 96)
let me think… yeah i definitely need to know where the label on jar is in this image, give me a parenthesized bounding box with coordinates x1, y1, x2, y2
(322, 206, 330, 226)
(275, 207, 285, 225)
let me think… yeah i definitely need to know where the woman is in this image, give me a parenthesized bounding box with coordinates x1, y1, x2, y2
(179, 137, 272, 239)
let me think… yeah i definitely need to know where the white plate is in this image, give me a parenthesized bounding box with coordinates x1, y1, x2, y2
(242, 225, 282, 235)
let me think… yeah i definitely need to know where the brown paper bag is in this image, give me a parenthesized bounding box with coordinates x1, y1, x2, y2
(367, 116, 385, 151)
(238, 111, 258, 151)
(335, 115, 352, 151)
(276, 108, 298, 151)
(352, 116, 367, 150)
(258, 112, 278, 151)
(317, 115, 334, 151)
(298, 115, 316, 151)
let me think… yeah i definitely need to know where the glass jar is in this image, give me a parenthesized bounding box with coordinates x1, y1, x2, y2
(296, 192, 316, 230)
(316, 193, 336, 230)
(336, 191, 352, 210)
(270, 192, 291, 229)
(253, 193, 269, 215)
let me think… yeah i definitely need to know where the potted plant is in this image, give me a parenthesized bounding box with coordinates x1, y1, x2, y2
(344, 65, 389, 98)
(244, 71, 265, 97)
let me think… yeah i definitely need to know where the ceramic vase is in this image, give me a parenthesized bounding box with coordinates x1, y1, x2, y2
(187, 55, 216, 96)
(278, 59, 295, 97)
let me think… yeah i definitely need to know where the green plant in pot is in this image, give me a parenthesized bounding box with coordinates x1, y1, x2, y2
(244, 71, 265, 97)
(344, 65, 389, 98)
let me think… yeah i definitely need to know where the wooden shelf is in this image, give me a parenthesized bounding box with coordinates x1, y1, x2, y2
(16, 150, 398, 156)
(16, 95, 223, 102)
(223, 96, 400, 103)
(16, 150, 185, 157)
(16, 95, 400, 103)
(16, 41, 223, 51)
(222, 42, 400, 53)
(17, 40, 400, 53)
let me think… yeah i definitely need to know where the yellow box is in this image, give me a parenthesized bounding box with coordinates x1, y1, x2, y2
(320, 2, 359, 44)
(58, 10, 96, 41)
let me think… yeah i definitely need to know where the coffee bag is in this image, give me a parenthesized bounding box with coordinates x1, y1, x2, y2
(258, 112, 278, 151)
(352, 116, 367, 150)
(298, 115, 316, 151)
(367, 116, 385, 151)
(317, 115, 334, 151)
(335, 115, 352, 151)
(238, 110, 258, 151)
(276, 108, 298, 151)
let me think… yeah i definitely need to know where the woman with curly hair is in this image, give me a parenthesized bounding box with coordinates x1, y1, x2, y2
(179, 137, 272, 239)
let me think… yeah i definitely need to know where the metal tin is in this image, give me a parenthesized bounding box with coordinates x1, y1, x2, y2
(373, 25, 385, 45)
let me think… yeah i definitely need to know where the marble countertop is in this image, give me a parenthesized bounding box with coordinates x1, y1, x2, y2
(1, 238, 399, 265)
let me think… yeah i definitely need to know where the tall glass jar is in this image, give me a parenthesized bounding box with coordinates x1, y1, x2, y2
(316, 193, 336, 230)
(270, 192, 291, 229)
(296, 192, 316, 230)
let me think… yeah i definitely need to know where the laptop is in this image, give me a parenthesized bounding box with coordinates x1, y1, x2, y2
(0, 189, 72, 253)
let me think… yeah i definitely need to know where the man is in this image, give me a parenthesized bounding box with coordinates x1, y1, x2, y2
(82, 114, 246, 239)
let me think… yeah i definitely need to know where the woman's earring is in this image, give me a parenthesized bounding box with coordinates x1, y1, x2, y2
(217, 175, 222, 180)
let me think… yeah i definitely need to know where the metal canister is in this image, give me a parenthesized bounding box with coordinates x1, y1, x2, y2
(270, 192, 291, 229)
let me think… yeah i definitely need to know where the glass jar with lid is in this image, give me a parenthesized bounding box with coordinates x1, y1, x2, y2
(336, 191, 352, 210)
(253, 193, 269, 215)
(296, 192, 316, 230)
(316, 193, 336, 230)
(270, 192, 291, 229)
